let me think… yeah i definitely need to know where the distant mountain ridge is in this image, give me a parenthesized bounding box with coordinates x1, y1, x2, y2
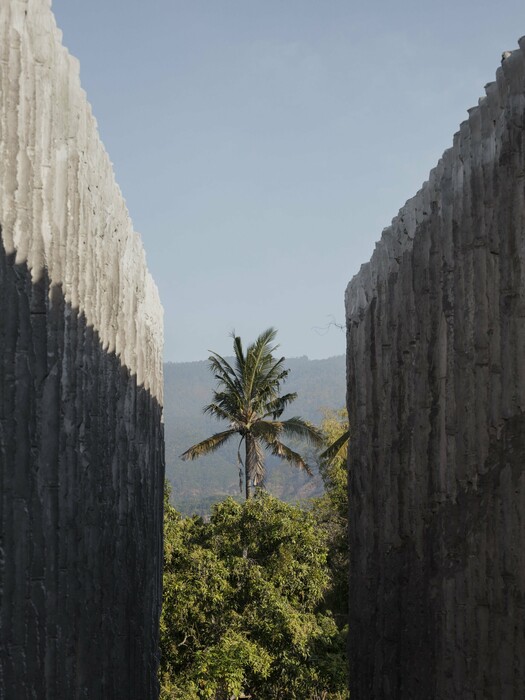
(164, 355, 346, 514)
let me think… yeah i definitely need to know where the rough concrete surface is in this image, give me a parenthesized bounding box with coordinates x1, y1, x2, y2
(0, 1, 164, 698)
(346, 39, 525, 699)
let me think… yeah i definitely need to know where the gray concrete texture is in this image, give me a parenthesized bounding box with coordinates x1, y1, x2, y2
(346, 38, 525, 699)
(0, 1, 164, 698)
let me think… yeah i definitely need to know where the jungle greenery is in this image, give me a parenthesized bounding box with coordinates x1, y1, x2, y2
(181, 328, 323, 500)
(311, 409, 349, 629)
(160, 409, 350, 700)
(160, 492, 348, 699)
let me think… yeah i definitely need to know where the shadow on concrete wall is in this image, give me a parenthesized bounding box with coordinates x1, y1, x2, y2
(0, 232, 164, 699)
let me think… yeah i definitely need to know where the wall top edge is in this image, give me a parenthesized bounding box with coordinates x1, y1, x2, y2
(345, 37, 525, 323)
(0, 0, 164, 403)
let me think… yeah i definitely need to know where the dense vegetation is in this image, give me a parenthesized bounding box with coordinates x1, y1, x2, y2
(160, 331, 349, 697)
(160, 409, 350, 699)
(164, 354, 345, 513)
(311, 409, 349, 630)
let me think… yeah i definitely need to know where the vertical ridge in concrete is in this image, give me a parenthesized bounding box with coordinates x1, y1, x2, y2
(346, 40, 525, 699)
(0, 1, 165, 698)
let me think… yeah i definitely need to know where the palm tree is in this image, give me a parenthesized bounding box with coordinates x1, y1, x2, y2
(181, 328, 323, 499)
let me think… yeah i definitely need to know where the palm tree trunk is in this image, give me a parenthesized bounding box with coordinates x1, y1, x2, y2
(245, 433, 256, 500)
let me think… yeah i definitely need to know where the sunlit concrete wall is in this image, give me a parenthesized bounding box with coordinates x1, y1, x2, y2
(0, 1, 164, 697)
(346, 38, 525, 699)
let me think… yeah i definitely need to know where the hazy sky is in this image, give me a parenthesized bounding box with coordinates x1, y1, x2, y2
(51, 1, 525, 362)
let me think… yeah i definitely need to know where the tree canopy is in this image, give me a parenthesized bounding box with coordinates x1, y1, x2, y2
(160, 488, 348, 699)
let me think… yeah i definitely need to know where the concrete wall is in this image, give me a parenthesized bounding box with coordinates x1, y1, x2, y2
(0, 1, 164, 698)
(346, 40, 525, 699)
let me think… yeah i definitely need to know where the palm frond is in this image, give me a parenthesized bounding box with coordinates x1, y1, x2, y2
(258, 355, 289, 392)
(237, 436, 245, 493)
(210, 386, 243, 410)
(208, 351, 237, 379)
(275, 417, 324, 445)
(232, 333, 245, 379)
(244, 434, 266, 493)
(319, 429, 350, 463)
(250, 420, 282, 441)
(203, 402, 239, 425)
(180, 429, 236, 461)
(244, 328, 279, 401)
(250, 361, 289, 413)
(251, 438, 266, 487)
(261, 392, 298, 419)
(208, 352, 238, 382)
(267, 439, 313, 475)
(208, 356, 245, 411)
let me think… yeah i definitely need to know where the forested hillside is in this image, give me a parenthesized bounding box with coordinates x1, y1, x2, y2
(164, 355, 346, 513)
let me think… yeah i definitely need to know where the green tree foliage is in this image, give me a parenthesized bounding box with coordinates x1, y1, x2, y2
(160, 487, 348, 699)
(181, 328, 323, 499)
(311, 409, 349, 629)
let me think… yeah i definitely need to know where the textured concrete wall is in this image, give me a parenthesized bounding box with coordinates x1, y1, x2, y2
(346, 40, 525, 699)
(0, 1, 164, 698)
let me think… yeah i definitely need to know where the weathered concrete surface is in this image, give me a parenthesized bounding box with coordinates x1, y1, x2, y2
(0, 1, 164, 698)
(346, 41, 525, 699)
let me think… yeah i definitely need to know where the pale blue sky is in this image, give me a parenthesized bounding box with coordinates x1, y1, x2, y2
(51, 0, 525, 362)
